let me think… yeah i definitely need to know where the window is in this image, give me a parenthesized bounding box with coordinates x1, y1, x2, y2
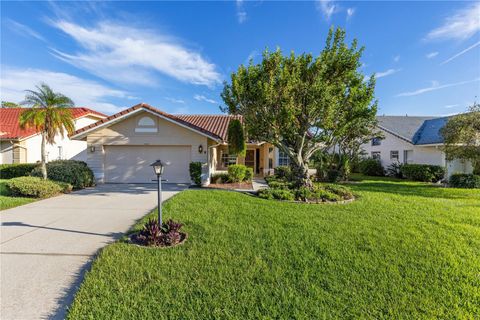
(135, 116, 157, 133)
(371, 151, 381, 160)
(390, 150, 399, 161)
(278, 150, 290, 166)
(371, 137, 382, 146)
(221, 153, 237, 167)
(268, 147, 274, 169)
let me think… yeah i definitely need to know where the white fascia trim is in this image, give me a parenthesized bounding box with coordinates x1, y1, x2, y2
(71, 107, 221, 142)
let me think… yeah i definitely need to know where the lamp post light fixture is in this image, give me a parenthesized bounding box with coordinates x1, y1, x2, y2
(151, 160, 166, 226)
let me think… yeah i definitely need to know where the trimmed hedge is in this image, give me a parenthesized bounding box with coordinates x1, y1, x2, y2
(448, 174, 480, 189)
(245, 167, 254, 181)
(31, 160, 95, 189)
(0, 163, 37, 179)
(5, 176, 66, 198)
(400, 164, 445, 182)
(227, 164, 247, 183)
(189, 162, 202, 186)
(258, 188, 295, 201)
(359, 158, 384, 176)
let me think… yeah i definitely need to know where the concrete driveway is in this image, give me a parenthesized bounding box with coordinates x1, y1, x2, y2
(0, 183, 186, 320)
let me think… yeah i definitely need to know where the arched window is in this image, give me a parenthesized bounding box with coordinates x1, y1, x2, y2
(135, 116, 157, 133)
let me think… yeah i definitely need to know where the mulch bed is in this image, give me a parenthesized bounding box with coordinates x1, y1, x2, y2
(128, 232, 188, 249)
(207, 182, 253, 190)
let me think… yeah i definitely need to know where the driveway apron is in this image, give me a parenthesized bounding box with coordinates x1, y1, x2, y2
(0, 183, 186, 320)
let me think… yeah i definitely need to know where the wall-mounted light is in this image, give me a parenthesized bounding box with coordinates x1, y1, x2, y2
(90, 145, 95, 153)
(198, 145, 204, 154)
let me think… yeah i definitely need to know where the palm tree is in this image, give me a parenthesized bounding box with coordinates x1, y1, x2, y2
(19, 83, 75, 179)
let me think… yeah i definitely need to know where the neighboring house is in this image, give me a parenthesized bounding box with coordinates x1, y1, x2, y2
(361, 115, 473, 176)
(71, 103, 290, 185)
(0, 108, 106, 164)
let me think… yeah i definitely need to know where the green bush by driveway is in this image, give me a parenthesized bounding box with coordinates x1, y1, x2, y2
(68, 177, 480, 319)
(31, 160, 95, 189)
(5, 176, 68, 198)
(0, 163, 37, 179)
(0, 179, 35, 210)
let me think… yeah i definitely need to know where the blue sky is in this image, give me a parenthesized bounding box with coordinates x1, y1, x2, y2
(1, 1, 479, 116)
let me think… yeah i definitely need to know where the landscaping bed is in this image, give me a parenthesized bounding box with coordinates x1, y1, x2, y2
(207, 182, 253, 190)
(67, 177, 480, 319)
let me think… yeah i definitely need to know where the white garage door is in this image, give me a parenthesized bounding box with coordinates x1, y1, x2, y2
(105, 145, 191, 183)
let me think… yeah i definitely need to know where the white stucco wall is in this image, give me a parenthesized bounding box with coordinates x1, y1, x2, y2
(360, 130, 445, 168)
(0, 141, 14, 164)
(20, 116, 100, 164)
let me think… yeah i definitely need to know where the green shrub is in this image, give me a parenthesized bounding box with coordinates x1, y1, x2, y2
(448, 174, 480, 188)
(245, 167, 254, 181)
(6, 177, 63, 198)
(359, 158, 384, 176)
(314, 189, 341, 202)
(227, 164, 247, 183)
(31, 160, 95, 189)
(323, 184, 354, 200)
(268, 181, 292, 190)
(295, 186, 313, 201)
(274, 166, 292, 180)
(258, 188, 294, 201)
(400, 164, 445, 182)
(0, 163, 37, 179)
(189, 162, 202, 186)
(386, 162, 403, 178)
(327, 169, 341, 182)
(210, 173, 229, 184)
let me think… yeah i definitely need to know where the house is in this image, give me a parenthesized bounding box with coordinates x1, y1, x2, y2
(0, 108, 106, 164)
(71, 103, 291, 184)
(361, 115, 473, 176)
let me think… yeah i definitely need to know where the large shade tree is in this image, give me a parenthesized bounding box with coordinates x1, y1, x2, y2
(441, 102, 480, 174)
(221, 28, 378, 187)
(19, 83, 75, 179)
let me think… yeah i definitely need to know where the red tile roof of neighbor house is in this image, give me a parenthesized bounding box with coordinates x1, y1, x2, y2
(0, 107, 107, 140)
(72, 103, 242, 141)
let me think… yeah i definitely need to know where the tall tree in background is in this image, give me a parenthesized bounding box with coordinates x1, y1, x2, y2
(227, 119, 246, 156)
(221, 28, 377, 187)
(19, 83, 75, 179)
(441, 103, 480, 174)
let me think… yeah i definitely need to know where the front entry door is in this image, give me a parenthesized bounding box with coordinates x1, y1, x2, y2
(245, 150, 255, 171)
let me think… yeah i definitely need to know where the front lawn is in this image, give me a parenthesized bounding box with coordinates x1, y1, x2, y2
(68, 178, 480, 319)
(0, 179, 35, 210)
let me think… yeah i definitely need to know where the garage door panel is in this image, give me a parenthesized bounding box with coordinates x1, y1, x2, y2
(105, 146, 191, 183)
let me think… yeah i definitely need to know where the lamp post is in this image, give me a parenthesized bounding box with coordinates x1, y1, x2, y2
(151, 160, 165, 227)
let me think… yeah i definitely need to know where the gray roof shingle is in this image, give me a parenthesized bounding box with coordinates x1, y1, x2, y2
(376, 115, 452, 145)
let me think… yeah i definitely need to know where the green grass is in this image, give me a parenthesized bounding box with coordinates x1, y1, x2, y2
(0, 179, 35, 210)
(68, 178, 480, 319)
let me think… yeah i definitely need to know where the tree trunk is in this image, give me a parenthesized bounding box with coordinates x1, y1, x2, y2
(291, 161, 313, 189)
(40, 132, 47, 180)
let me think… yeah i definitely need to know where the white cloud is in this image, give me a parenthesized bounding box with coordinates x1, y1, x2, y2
(441, 40, 480, 65)
(376, 68, 401, 79)
(397, 78, 480, 97)
(315, 0, 337, 20)
(393, 55, 400, 63)
(236, 0, 247, 24)
(171, 106, 190, 114)
(426, 2, 480, 41)
(0, 66, 128, 114)
(346, 8, 355, 19)
(165, 97, 185, 104)
(444, 104, 459, 109)
(6, 19, 45, 41)
(50, 20, 221, 87)
(194, 94, 217, 104)
(426, 51, 439, 59)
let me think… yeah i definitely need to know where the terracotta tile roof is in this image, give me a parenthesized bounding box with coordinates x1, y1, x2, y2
(0, 107, 107, 140)
(176, 114, 242, 141)
(72, 103, 241, 141)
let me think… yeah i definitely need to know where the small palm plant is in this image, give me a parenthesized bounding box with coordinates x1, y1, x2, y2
(19, 83, 75, 179)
